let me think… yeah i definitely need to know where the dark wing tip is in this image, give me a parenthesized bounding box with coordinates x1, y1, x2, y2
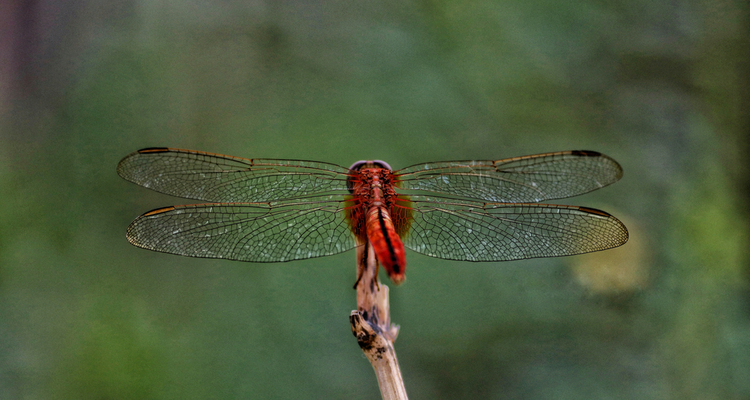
(126, 206, 177, 247)
(577, 206, 630, 245)
(137, 147, 171, 154)
(572, 150, 624, 182)
(577, 206, 612, 217)
(117, 148, 169, 180)
(142, 206, 176, 217)
(570, 150, 602, 157)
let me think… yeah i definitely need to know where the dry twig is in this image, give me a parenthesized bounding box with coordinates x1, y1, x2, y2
(350, 242, 407, 400)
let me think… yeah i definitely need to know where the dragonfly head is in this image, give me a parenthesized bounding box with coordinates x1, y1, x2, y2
(347, 160, 393, 193)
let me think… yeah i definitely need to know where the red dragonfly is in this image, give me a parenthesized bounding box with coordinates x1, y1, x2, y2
(117, 148, 628, 284)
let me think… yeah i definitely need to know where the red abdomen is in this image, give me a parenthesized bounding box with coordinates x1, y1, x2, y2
(365, 207, 407, 284)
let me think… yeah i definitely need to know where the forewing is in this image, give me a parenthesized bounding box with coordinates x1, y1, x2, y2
(117, 148, 352, 202)
(401, 196, 628, 262)
(396, 150, 622, 203)
(126, 197, 357, 262)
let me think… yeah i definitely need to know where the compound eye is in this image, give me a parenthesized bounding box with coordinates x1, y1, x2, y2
(349, 160, 369, 171)
(371, 160, 392, 171)
(348, 160, 392, 171)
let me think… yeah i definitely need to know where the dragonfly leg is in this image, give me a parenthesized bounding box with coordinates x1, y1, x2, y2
(354, 242, 369, 289)
(354, 241, 381, 290)
(354, 267, 364, 289)
(373, 260, 381, 289)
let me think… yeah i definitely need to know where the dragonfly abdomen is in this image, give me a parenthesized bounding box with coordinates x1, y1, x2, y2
(366, 206, 407, 284)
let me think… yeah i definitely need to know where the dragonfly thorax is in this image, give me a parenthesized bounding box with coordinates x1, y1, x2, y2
(347, 160, 393, 194)
(348, 168, 398, 208)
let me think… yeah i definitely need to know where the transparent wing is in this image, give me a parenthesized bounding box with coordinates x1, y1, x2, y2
(126, 196, 357, 262)
(395, 150, 623, 203)
(120, 148, 628, 264)
(401, 196, 628, 261)
(117, 148, 352, 202)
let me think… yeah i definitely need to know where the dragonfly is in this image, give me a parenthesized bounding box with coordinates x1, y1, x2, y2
(117, 148, 628, 285)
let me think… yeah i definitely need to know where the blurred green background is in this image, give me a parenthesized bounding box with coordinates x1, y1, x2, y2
(2, 1, 748, 399)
